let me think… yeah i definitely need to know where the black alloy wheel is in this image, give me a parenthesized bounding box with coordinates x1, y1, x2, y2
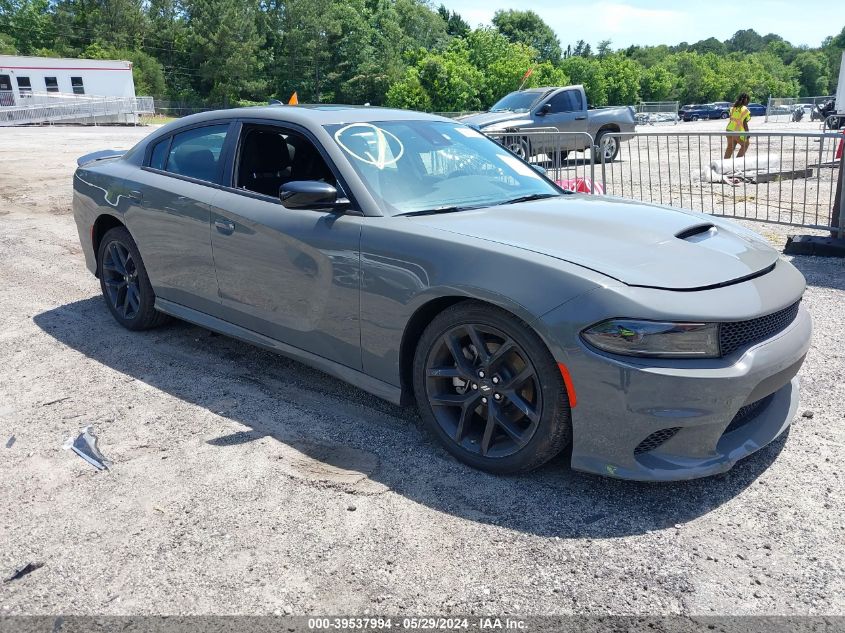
(413, 302, 572, 473)
(97, 226, 168, 330)
(102, 239, 141, 321)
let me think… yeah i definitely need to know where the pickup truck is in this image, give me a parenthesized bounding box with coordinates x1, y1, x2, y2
(459, 85, 637, 163)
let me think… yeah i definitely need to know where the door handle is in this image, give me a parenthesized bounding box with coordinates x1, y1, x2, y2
(128, 190, 143, 201)
(575, 115, 587, 120)
(214, 219, 235, 234)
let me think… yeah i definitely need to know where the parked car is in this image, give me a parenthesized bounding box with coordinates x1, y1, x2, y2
(747, 103, 767, 117)
(73, 105, 811, 481)
(459, 85, 636, 163)
(680, 103, 726, 121)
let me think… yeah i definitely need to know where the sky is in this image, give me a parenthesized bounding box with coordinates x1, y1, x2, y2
(440, 0, 841, 49)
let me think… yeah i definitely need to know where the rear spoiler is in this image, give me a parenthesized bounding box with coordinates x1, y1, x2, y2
(77, 149, 125, 167)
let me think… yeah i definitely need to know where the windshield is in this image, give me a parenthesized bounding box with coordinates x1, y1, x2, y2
(489, 91, 545, 113)
(325, 120, 562, 216)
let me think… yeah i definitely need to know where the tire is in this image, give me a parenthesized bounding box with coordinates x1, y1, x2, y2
(97, 226, 168, 331)
(720, 111, 729, 119)
(690, 115, 699, 122)
(593, 130, 620, 163)
(412, 301, 572, 474)
(506, 137, 531, 160)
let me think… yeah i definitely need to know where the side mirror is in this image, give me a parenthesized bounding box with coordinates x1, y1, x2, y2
(279, 181, 348, 210)
(537, 103, 551, 116)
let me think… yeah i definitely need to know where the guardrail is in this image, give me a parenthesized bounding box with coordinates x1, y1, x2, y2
(0, 91, 154, 126)
(480, 128, 845, 234)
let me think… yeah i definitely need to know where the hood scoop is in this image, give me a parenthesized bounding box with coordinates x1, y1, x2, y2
(676, 223, 717, 241)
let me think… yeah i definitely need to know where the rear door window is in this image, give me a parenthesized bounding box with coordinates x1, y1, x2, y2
(162, 125, 229, 184)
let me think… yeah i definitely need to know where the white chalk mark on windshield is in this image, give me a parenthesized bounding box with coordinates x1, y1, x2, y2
(334, 123, 404, 170)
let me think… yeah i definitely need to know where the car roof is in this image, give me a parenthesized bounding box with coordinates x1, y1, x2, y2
(163, 104, 452, 128)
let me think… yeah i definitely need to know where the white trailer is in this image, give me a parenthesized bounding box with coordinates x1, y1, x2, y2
(0, 54, 136, 106)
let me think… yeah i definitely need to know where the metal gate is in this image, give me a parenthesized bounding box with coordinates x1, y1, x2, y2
(482, 128, 845, 235)
(599, 130, 844, 234)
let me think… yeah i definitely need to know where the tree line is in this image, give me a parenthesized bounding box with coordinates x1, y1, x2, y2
(1, 0, 843, 111)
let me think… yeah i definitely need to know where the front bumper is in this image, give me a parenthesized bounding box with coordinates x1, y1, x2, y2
(539, 279, 812, 481)
(578, 308, 809, 480)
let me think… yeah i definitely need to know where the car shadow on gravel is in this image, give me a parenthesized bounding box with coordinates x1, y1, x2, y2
(35, 297, 787, 539)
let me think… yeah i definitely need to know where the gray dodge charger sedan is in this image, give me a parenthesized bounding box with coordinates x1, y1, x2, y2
(72, 105, 811, 480)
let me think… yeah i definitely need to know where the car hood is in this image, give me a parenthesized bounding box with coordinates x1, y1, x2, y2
(459, 111, 530, 129)
(411, 196, 778, 290)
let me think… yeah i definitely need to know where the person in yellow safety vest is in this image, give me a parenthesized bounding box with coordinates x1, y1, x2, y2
(724, 92, 751, 159)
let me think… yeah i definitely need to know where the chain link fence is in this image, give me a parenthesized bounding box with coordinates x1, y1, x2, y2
(765, 95, 835, 124)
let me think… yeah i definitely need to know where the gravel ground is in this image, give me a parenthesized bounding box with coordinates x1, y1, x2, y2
(0, 125, 843, 616)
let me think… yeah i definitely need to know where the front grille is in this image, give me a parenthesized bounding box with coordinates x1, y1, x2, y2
(724, 396, 773, 434)
(719, 301, 801, 357)
(634, 427, 681, 455)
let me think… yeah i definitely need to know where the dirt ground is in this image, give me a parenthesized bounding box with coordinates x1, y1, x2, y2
(0, 125, 843, 616)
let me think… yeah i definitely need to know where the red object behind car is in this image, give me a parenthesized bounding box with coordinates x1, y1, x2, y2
(556, 177, 605, 194)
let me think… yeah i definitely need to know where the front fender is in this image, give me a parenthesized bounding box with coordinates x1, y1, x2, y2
(358, 219, 611, 387)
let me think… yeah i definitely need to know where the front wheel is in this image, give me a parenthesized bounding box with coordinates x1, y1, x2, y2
(97, 226, 168, 330)
(720, 111, 729, 119)
(505, 137, 531, 160)
(413, 301, 572, 474)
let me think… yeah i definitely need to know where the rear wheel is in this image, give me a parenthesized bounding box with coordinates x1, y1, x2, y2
(413, 301, 572, 474)
(593, 130, 620, 163)
(720, 111, 728, 119)
(690, 114, 700, 122)
(97, 226, 168, 331)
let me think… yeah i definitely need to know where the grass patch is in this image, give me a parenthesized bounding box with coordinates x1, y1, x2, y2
(139, 114, 178, 125)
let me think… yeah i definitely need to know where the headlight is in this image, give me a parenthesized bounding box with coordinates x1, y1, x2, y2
(581, 319, 720, 358)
